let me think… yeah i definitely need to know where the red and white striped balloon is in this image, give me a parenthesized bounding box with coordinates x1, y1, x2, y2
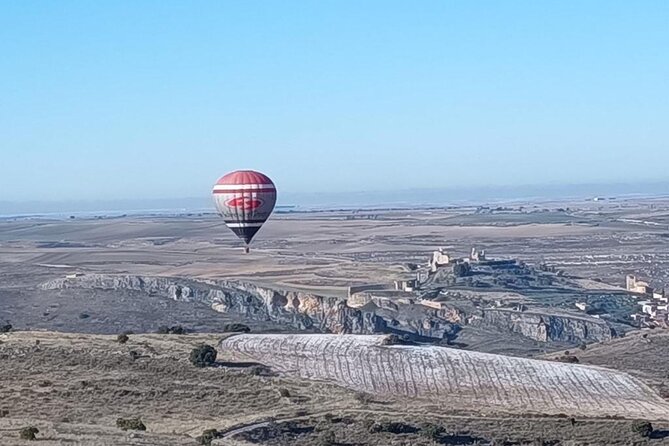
(212, 170, 276, 251)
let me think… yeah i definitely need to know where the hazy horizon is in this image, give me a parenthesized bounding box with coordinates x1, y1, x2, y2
(3, 180, 669, 216)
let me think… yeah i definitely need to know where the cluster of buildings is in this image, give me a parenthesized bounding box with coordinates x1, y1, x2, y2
(350, 247, 489, 296)
(427, 247, 485, 273)
(626, 275, 669, 327)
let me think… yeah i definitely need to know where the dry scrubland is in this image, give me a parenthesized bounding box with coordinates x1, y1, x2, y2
(3, 196, 669, 294)
(4, 198, 669, 444)
(2, 331, 669, 446)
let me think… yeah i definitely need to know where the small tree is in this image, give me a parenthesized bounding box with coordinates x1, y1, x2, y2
(223, 323, 251, 333)
(198, 428, 220, 446)
(278, 388, 291, 398)
(631, 420, 653, 438)
(116, 417, 146, 431)
(19, 426, 39, 440)
(117, 333, 129, 344)
(453, 262, 471, 278)
(422, 423, 443, 440)
(0, 323, 12, 333)
(190, 344, 217, 368)
(318, 431, 336, 446)
(354, 392, 373, 405)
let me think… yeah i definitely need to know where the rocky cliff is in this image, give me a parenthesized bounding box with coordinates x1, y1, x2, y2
(39, 274, 386, 335)
(39, 274, 613, 344)
(478, 309, 614, 343)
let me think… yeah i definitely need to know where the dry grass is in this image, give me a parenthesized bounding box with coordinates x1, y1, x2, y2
(1, 331, 669, 445)
(0, 331, 356, 445)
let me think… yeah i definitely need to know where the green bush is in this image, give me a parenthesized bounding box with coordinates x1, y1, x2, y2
(117, 333, 129, 344)
(354, 392, 373, 405)
(631, 420, 653, 437)
(197, 428, 220, 445)
(453, 262, 472, 277)
(190, 344, 217, 368)
(553, 355, 579, 364)
(157, 325, 188, 335)
(278, 388, 291, 398)
(19, 426, 39, 440)
(318, 431, 336, 445)
(223, 323, 251, 333)
(370, 421, 417, 434)
(422, 423, 443, 440)
(0, 324, 11, 333)
(116, 417, 146, 431)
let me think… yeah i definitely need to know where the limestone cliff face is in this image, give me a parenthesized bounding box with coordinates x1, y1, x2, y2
(39, 274, 614, 344)
(39, 274, 386, 335)
(478, 309, 614, 343)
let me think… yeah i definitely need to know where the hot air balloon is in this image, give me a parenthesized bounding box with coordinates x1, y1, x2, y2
(212, 170, 276, 253)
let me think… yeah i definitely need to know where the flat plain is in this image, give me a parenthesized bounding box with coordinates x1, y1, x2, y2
(3, 195, 669, 444)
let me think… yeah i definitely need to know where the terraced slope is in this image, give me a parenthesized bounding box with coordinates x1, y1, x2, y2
(221, 334, 669, 420)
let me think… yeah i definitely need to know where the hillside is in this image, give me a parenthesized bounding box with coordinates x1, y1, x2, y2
(221, 333, 669, 420)
(3, 331, 669, 445)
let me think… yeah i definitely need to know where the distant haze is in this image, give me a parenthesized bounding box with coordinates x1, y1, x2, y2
(2, 182, 669, 216)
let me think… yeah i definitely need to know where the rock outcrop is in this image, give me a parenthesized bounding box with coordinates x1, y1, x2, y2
(40, 274, 386, 335)
(478, 309, 614, 343)
(40, 274, 613, 344)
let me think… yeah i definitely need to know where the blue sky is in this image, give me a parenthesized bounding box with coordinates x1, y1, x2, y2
(1, 1, 668, 202)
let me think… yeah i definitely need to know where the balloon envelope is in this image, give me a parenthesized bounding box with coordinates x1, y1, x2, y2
(212, 170, 276, 245)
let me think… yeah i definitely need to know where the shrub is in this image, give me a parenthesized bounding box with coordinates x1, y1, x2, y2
(453, 262, 471, 277)
(381, 334, 416, 346)
(157, 325, 188, 335)
(0, 324, 11, 333)
(223, 323, 251, 333)
(169, 325, 187, 335)
(422, 423, 443, 440)
(0, 409, 8, 418)
(190, 344, 217, 368)
(362, 419, 376, 432)
(553, 355, 579, 364)
(631, 420, 653, 437)
(197, 428, 220, 446)
(578, 343, 587, 351)
(19, 426, 39, 440)
(117, 333, 129, 344)
(369, 421, 418, 434)
(116, 417, 146, 431)
(318, 431, 336, 445)
(354, 392, 373, 405)
(247, 365, 273, 376)
(278, 388, 291, 398)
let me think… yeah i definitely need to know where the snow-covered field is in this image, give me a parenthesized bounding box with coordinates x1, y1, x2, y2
(221, 333, 669, 420)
